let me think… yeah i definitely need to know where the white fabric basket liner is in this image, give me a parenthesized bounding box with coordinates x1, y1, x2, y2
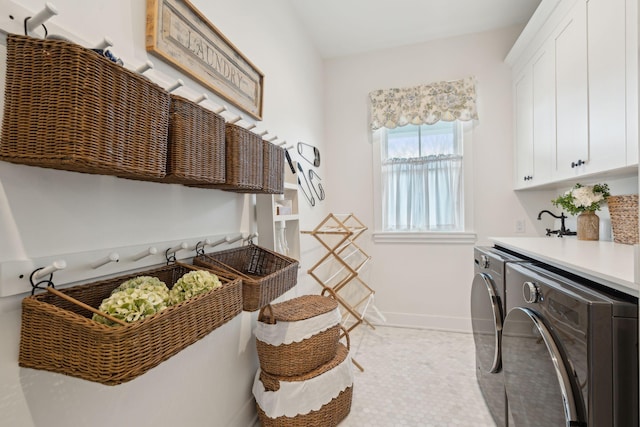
(252, 351, 354, 418)
(254, 307, 342, 346)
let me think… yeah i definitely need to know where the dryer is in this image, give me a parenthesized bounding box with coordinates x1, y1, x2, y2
(503, 263, 638, 426)
(471, 247, 532, 426)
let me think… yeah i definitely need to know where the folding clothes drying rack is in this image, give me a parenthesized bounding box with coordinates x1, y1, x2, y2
(302, 213, 382, 371)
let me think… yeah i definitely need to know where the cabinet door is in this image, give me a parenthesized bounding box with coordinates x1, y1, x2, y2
(514, 71, 533, 188)
(554, 0, 588, 179)
(587, 0, 627, 172)
(532, 45, 554, 184)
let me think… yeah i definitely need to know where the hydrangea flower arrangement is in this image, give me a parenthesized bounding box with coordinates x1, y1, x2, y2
(168, 270, 221, 305)
(551, 183, 611, 216)
(93, 285, 170, 326)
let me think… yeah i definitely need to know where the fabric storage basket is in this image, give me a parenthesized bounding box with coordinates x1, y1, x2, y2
(193, 244, 298, 311)
(19, 263, 242, 385)
(608, 195, 639, 245)
(253, 342, 353, 427)
(0, 34, 170, 180)
(256, 295, 342, 376)
(162, 94, 225, 184)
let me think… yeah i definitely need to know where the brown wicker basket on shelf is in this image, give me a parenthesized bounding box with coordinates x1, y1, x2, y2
(192, 123, 263, 191)
(256, 295, 341, 376)
(0, 34, 170, 180)
(608, 195, 639, 245)
(255, 343, 353, 427)
(161, 94, 225, 184)
(19, 263, 242, 385)
(193, 244, 298, 311)
(235, 140, 284, 194)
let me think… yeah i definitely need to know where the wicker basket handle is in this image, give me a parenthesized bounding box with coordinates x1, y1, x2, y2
(259, 370, 280, 392)
(46, 287, 128, 327)
(258, 304, 276, 324)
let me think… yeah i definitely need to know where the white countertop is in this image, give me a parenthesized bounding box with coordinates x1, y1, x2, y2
(490, 237, 638, 297)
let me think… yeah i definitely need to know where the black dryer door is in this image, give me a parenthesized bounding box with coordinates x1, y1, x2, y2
(502, 307, 585, 427)
(471, 272, 503, 373)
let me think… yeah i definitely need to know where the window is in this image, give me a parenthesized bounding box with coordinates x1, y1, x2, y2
(368, 77, 477, 243)
(380, 121, 463, 232)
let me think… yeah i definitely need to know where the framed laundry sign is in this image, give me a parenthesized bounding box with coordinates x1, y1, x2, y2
(145, 0, 264, 120)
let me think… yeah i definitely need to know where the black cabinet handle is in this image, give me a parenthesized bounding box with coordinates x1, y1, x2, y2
(523, 175, 533, 181)
(571, 159, 585, 168)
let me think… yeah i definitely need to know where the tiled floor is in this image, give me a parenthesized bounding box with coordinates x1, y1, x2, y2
(340, 326, 496, 427)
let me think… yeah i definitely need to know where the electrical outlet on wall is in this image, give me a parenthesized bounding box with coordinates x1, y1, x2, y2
(515, 219, 526, 233)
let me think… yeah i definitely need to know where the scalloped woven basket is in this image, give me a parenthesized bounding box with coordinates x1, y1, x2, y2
(608, 195, 639, 245)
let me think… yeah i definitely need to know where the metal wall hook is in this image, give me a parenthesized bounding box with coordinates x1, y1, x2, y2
(25, 2, 58, 35)
(165, 242, 188, 264)
(30, 260, 66, 295)
(194, 239, 212, 256)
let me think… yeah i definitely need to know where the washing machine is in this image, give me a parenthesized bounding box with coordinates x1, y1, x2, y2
(471, 247, 532, 427)
(503, 263, 638, 426)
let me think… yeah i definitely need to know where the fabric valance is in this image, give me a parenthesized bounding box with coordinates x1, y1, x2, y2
(369, 76, 478, 131)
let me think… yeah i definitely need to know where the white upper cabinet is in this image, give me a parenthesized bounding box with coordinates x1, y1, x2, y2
(586, 0, 630, 173)
(554, 0, 588, 179)
(506, 0, 638, 189)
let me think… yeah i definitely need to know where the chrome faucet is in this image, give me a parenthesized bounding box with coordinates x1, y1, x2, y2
(537, 210, 576, 237)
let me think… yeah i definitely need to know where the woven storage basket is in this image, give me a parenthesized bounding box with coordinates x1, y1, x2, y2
(162, 94, 225, 184)
(260, 141, 285, 194)
(608, 195, 639, 245)
(256, 295, 341, 376)
(236, 140, 284, 194)
(202, 123, 263, 191)
(1, 34, 170, 180)
(193, 244, 298, 311)
(19, 263, 242, 385)
(255, 343, 353, 427)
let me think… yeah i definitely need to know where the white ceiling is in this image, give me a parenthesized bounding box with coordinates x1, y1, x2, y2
(287, 0, 542, 58)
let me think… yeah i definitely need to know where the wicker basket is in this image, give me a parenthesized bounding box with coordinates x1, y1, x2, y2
(608, 195, 639, 245)
(196, 123, 263, 191)
(193, 244, 298, 311)
(162, 94, 225, 184)
(19, 264, 242, 385)
(256, 295, 341, 376)
(255, 343, 353, 427)
(260, 141, 285, 194)
(1, 34, 170, 180)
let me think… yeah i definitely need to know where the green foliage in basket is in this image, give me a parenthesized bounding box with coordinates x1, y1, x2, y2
(552, 183, 611, 216)
(168, 270, 221, 305)
(93, 285, 170, 326)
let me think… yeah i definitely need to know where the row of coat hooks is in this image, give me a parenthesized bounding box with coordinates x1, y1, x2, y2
(18, 2, 294, 152)
(28, 232, 258, 294)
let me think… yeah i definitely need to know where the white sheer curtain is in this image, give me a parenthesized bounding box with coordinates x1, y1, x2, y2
(382, 154, 463, 231)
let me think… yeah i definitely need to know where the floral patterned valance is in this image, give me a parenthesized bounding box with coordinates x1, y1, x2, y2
(369, 77, 478, 131)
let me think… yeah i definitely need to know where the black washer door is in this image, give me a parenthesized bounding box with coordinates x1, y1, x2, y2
(503, 307, 585, 427)
(471, 272, 502, 373)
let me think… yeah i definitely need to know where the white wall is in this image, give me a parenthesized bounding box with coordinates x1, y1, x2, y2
(322, 26, 559, 332)
(0, 1, 325, 426)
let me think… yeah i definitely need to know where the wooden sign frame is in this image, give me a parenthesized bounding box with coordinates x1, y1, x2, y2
(146, 0, 264, 120)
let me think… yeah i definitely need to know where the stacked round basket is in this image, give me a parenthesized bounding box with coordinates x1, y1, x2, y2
(252, 294, 353, 426)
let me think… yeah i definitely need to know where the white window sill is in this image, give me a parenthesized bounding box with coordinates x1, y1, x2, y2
(372, 231, 477, 244)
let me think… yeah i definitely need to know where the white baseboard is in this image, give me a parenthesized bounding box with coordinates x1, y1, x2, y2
(371, 311, 473, 333)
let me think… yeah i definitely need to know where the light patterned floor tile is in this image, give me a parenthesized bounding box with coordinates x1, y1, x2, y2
(340, 326, 496, 427)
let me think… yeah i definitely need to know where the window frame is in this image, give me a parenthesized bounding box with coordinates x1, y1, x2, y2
(371, 121, 476, 244)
